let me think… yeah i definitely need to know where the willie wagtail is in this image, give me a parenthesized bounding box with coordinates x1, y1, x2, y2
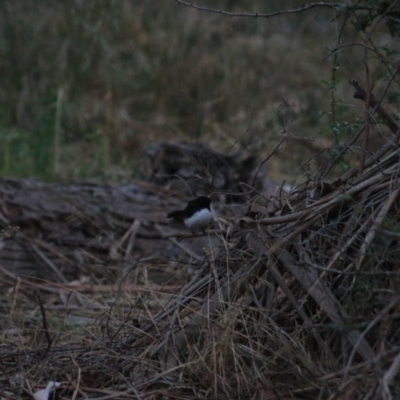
(167, 196, 213, 230)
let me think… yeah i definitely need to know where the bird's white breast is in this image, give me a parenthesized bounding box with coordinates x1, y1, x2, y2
(184, 208, 213, 229)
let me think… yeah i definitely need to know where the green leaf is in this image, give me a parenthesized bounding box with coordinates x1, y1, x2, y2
(388, 92, 400, 104)
(334, 3, 349, 13)
(321, 78, 341, 91)
(386, 17, 400, 37)
(352, 14, 373, 32)
(381, 45, 400, 57)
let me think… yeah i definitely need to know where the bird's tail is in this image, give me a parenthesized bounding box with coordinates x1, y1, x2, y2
(167, 210, 184, 220)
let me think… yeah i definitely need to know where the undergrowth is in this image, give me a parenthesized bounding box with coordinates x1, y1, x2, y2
(0, 0, 363, 182)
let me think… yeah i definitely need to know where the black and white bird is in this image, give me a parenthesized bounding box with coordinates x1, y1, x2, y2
(167, 196, 213, 231)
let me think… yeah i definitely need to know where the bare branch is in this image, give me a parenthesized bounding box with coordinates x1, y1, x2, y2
(172, 1, 344, 19)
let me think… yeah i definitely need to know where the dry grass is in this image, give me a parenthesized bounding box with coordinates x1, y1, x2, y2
(2, 139, 400, 398)
(2, 2, 400, 399)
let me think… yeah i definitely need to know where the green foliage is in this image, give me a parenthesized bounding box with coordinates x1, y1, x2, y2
(381, 45, 400, 58)
(317, 0, 400, 175)
(352, 13, 374, 32)
(350, 1, 399, 33)
(321, 77, 342, 92)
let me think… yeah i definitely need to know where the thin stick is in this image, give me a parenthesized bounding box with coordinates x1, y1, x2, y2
(37, 293, 53, 356)
(173, 1, 346, 19)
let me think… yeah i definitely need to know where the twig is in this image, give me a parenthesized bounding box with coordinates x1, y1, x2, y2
(30, 244, 68, 283)
(125, 220, 141, 260)
(251, 133, 286, 188)
(71, 358, 81, 400)
(269, 262, 335, 363)
(350, 78, 400, 134)
(359, 60, 372, 174)
(377, 351, 400, 400)
(277, 250, 375, 362)
(355, 186, 400, 270)
(173, 1, 348, 19)
(162, 262, 253, 369)
(37, 293, 53, 356)
(109, 219, 141, 260)
(344, 298, 399, 376)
